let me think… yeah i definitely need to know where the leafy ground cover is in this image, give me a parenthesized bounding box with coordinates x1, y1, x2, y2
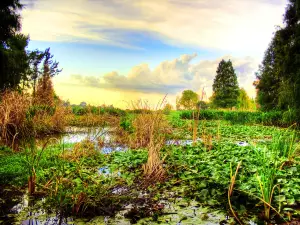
(0, 115, 299, 224)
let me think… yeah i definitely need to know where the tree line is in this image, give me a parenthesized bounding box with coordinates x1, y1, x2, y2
(176, 59, 255, 111)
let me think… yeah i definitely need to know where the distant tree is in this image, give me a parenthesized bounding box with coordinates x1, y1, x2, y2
(197, 101, 208, 109)
(80, 102, 87, 107)
(176, 96, 181, 110)
(163, 103, 173, 114)
(236, 88, 252, 110)
(212, 59, 239, 108)
(178, 90, 199, 110)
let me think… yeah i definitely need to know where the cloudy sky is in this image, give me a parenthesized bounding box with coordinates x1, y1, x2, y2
(21, 0, 288, 108)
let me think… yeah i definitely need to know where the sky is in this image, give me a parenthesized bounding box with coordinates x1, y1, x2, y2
(20, 0, 288, 108)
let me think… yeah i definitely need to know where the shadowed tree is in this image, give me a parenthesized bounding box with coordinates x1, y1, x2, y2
(0, 0, 26, 91)
(212, 59, 239, 108)
(255, 30, 283, 111)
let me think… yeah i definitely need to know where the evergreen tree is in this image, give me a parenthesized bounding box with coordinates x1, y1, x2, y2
(212, 59, 239, 108)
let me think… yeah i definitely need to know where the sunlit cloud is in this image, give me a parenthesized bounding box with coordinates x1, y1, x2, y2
(57, 54, 257, 102)
(21, 0, 287, 56)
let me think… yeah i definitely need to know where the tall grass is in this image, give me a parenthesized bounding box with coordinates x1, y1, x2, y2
(254, 147, 279, 220)
(23, 138, 54, 195)
(0, 90, 68, 147)
(271, 127, 298, 162)
(0, 90, 31, 148)
(126, 97, 170, 182)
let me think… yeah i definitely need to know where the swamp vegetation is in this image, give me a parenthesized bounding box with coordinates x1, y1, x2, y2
(0, 105, 299, 225)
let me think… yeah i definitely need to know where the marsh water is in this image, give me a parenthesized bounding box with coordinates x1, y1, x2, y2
(0, 126, 251, 225)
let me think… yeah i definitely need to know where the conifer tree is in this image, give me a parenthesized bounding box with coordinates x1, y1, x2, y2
(212, 59, 239, 108)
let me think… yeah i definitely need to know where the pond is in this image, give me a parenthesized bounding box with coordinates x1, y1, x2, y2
(38, 126, 128, 154)
(5, 190, 237, 225)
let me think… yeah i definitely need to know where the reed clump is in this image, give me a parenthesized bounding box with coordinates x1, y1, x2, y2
(61, 139, 97, 161)
(125, 98, 170, 182)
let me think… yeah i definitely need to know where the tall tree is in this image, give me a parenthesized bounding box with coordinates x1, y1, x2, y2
(255, 0, 300, 121)
(255, 30, 284, 111)
(29, 48, 62, 96)
(0, 0, 25, 91)
(278, 0, 300, 113)
(212, 59, 239, 108)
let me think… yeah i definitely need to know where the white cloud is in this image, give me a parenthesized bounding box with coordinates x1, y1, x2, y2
(64, 53, 257, 99)
(21, 0, 287, 57)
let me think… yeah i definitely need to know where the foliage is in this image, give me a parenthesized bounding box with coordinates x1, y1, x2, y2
(177, 90, 199, 110)
(237, 88, 253, 110)
(197, 100, 208, 109)
(0, 1, 62, 92)
(212, 59, 239, 108)
(255, 0, 300, 123)
(163, 103, 173, 115)
(255, 31, 283, 111)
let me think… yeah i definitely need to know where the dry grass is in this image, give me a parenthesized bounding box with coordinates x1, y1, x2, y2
(61, 139, 97, 161)
(126, 97, 170, 182)
(0, 90, 31, 147)
(201, 120, 213, 150)
(67, 113, 118, 127)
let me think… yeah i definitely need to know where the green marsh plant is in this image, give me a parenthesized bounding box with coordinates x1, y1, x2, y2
(23, 138, 54, 195)
(254, 147, 279, 220)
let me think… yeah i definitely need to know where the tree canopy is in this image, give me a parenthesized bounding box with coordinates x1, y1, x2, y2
(177, 90, 199, 110)
(212, 59, 239, 108)
(255, 0, 300, 122)
(0, 0, 62, 92)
